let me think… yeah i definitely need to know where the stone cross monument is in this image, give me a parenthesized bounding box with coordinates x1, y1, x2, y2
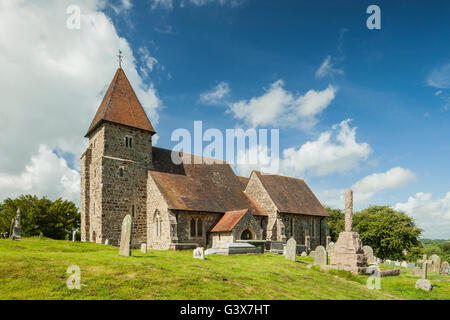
(345, 190, 353, 232)
(329, 190, 367, 274)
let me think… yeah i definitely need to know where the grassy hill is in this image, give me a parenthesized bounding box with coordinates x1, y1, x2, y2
(0, 238, 449, 300)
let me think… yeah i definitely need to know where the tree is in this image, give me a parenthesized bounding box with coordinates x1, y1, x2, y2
(324, 207, 345, 242)
(0, 195, 80, 240)
(353, 206, 423, 260)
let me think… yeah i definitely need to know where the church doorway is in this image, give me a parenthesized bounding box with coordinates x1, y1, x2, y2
(241, 229, 253, 240)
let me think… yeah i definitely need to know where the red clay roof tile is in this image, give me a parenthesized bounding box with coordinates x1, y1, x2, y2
(86, 68, 155, 137)
(210, 209, 248, 232)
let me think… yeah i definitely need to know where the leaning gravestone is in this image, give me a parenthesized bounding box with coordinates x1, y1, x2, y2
(441, 261, 449, 274)
(285, 237, 297, 261)
(141, 243, 147, 254)
(313, 246, 328, 266)
(362, 246, 375, 265)
(119, 215, 132, 257)
(429, 254, 441, 274)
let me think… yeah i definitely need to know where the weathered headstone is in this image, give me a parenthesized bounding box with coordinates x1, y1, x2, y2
(326, 236, 331, 249)
(411, 266, 422, 277)
(72, 231, 76, 242)
(11, 209, 22, 239)
(314, 246, 328, 266)
(309, 250, 315, 257)
(193, 247, 205, 260)
(141, 243, 147, 254)
(105, 239, 109, 245)
(327, 241, 335, 251)
(301, 251, 307, 257)
(401, 261, 408, 268)
(362, 245, 375, 265)
(407, 262, 416, 269)
(386, 259, 391, 265)
(119, 215, 132, 257)
(285, 237, 297, 261)
(394, 261, 401, 267)
(440, 261, 449, 274)
(429, 254, 441, 274)
(415, 279, 433, 291)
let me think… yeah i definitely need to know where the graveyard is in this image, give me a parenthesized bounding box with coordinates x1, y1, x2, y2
(0, 237, 448, 300)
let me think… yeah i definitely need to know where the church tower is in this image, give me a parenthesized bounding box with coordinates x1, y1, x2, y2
(81, 68, 156, 247)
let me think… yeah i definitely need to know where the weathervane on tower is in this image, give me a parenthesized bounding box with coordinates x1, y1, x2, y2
(117, 50, 123, 69)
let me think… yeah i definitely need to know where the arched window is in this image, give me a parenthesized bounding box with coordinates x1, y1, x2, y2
(197, 219, 203, 237)
(190, 218, 196, 237)
(154, 211, 162, 238)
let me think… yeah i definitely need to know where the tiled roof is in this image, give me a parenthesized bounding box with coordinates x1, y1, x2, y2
(210, 209, 248, 232)
(86, 68, 156, 137)
(238, 176, 249, 190)
(149, 148, 267, 216)
(253, 171, 328, 217)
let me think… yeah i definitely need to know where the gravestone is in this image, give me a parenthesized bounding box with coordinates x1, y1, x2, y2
(327, 241, 335, 251)
(326, 236, 331, 249)
(301, 252, 307, 257)
(440, 261, 449, 274)
(141, 243, 147, 254)
(362, 245, 375, 265)
(309, 250, 315, 257)
(417, 256, 432, 280)
(72, 231, 76, 242)
(415, 279, 433, 291)
(386, 259, 391, 265)
(411, 266, 422, 277)
(11, 209, 22, 239)
(105, 239, 109, 245)
(394, 261, 401, 267)
(119, 215, 132, 257)
(193, 247, 205, 260)
(313, 246, 328, 266)
(407, 262, 416, 269)
(285, 237, 296, 261)
(401, 261, 408, 268)
(429, 254, 441, 274)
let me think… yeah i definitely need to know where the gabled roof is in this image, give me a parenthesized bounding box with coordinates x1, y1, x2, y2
(210, 209, 248, 232)
(86, 68, 156, 137)
(149, 148, 267, 216)
(253, 171, 328, 217)
(237, 176, 249, 190)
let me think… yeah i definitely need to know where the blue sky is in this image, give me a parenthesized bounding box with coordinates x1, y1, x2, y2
(0, 0, 449, 238)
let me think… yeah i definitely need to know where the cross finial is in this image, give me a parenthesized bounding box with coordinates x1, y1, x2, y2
(117, 50, 123, 69)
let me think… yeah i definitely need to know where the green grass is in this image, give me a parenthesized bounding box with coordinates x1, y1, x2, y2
(0, 238, 448, 300)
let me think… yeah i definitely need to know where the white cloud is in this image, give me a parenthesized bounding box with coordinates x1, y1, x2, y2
(228, 80, 336, 129)
(200, 81, 230, 105)
(110, 0, 133, 14)
(0, 0, 161, 205)
(0, 145, 80, 203)
(281, 119, 371, 177)
(395, 192, 450, 239)
(138, 46, 159, 77)
(317, 167, 416, 209)
(315, 56, 343, 79)
(352, 167, 417, 201)
(427, 63, 450, 89)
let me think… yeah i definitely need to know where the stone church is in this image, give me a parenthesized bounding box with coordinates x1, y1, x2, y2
(81, 67, 329, 251)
